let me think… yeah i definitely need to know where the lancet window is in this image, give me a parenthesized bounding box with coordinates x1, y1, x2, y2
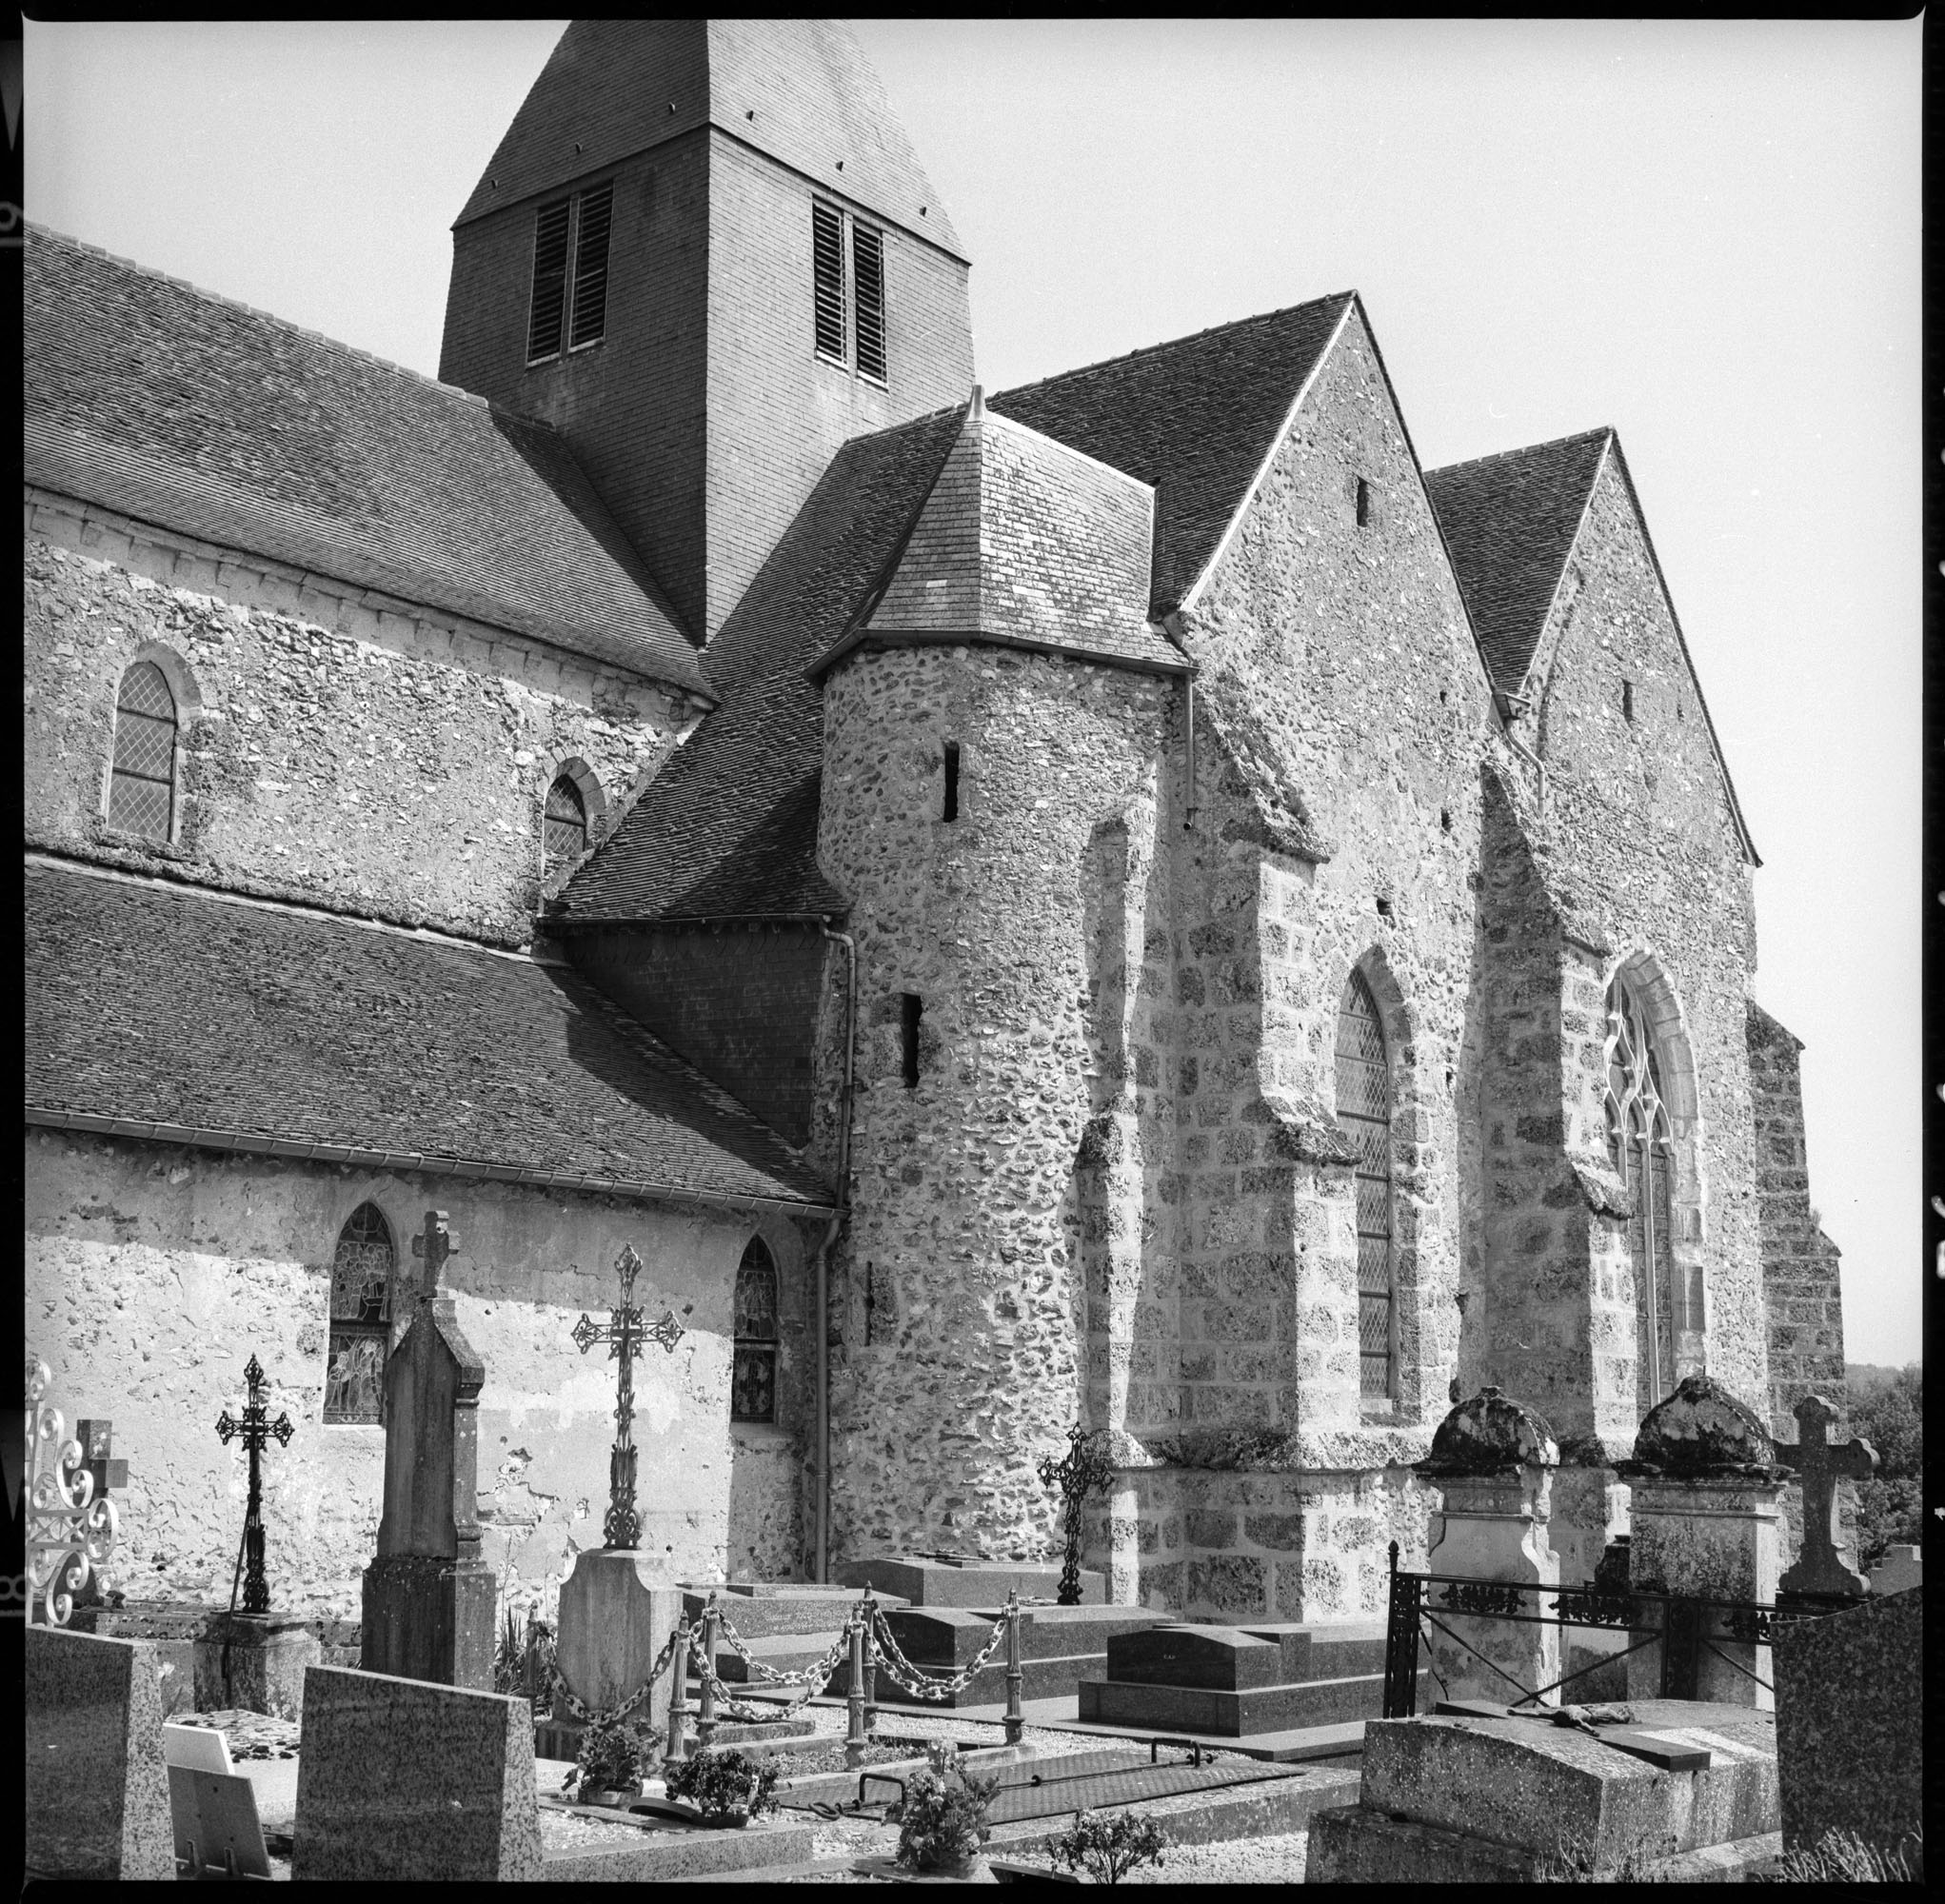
(1604, 976, 1681, 1410)
(731, 1238, 779, 1424)
(109, 660, 178, 841)
(324, 1202, 397, 1425)
(1335, 967, 1396, 1403)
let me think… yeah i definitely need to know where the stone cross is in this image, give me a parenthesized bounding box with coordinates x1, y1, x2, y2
(409, 1209, 458, 1306)
(215, 1355, 294, 1616)
(1037, 1423, 1116, 1606)
(570, 1243, 685, 1551)
(1777, 1393, 1876, 1598)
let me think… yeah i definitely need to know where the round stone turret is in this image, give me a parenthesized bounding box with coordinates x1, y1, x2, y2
(1614, 1373, 1791, 1481)
(1413, 1385, 1558, 1478)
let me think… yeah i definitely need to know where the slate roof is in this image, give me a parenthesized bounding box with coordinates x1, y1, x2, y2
(815, 407, 1186, 678)
(988, 295, 1354, 615)
(1422, 428, 1612, 692)
(557, 406, 967, 922)
(24, 226, 709, 699)
(456, 19, 962, 256)
(24, 862, 830, 1207)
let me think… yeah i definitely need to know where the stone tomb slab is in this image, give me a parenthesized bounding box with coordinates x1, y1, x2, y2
(836, 1554, 1105, 1606)
(291, 1664, 543, 1881)
(1356, 1699, 1777, 1870)
(685, 1579, 907, 1640)
(25, 1624, 175, 1881)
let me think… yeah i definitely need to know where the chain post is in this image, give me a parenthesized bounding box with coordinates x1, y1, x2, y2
(1382, 1541, 1422, 1719)
(1003, 1590, 1024, 1746)
(844, 1605, 869, 1768)
(665, 1613, 692, 1765)
(696, 1597, 720, 1751)
(861, 1585, 880, 1740)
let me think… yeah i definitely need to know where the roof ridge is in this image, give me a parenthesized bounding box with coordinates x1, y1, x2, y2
(1425, 426, 1614, 480)
(26, 220, 491, 408)
(992, 292, 1356, 405)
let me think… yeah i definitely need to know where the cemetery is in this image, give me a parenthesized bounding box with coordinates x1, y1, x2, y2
(23, 1233, 1922, 1884)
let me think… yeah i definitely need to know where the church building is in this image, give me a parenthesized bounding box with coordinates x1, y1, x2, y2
(24, 19, 1845, 1625)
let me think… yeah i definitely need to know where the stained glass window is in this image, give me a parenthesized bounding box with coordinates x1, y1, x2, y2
(325, 1203, 395, 1424)
(1335, 968, 1395, 1402)
(1604, 976, 1679, 1410)
(731, 1238, 778, 1424)
(109, 660, 177, 841)
(544, 774, 587, 878)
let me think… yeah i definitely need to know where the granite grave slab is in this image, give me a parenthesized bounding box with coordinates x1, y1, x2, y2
(836, 1554, 1105, 1606)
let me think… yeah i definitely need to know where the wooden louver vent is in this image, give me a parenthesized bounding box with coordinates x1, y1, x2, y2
(568, 182, 613, 349)
(812, 201, 845, 361)
(526, 198, 571, 362)
(853, 222, 885, 382)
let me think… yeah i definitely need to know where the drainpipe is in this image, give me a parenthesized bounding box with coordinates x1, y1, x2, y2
(1162, 612, 1198, 832)
(812, 921, 859, 1581)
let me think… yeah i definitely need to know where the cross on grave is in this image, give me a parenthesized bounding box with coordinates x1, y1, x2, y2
(66, 1420, 128, 1609)
(215, 1356, 294, 1616)
(569, 1243, 685, 1551)
(1037, 1423, 1116, 1606)
(409, 1209, 458, 1306)
(1777, 1393, 1876, 1598)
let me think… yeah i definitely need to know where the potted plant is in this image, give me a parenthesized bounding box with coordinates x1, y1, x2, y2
(892, 1756, 1002, 1878)
(567, 1712, 647, 1807)
(1049, 1810, 1170, 1884)
(663, 1747, 781, 1828)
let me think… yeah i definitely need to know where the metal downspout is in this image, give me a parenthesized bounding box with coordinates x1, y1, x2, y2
(813, 922, 858, 1581)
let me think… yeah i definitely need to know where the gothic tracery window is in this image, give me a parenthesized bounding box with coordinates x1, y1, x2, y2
(109, 660, 178, 841)
(1335, 968, 1396, 1403)
(1603, 976, 1682, 1409)
(324, 1202, 396, 1424)
(731, 1238, 779, 1424)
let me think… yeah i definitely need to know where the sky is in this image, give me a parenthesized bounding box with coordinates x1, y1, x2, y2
(24, 19, 1922, 1365)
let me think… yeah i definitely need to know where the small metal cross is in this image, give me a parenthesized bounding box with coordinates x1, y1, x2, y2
(570, 1244, 685, 1550)
(409, 1209, 458, 1305)
(215, 1355, 294, 1616)
(1037, 1423, 1116, 1606)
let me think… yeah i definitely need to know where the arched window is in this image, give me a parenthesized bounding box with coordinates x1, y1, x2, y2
(543, 774, 588, 877)
(324, 1203, 397, 1424)
(1604, 975, 1678, 1410)
(731, 1238, 779, 1424)
(109, 660, 178, 840)
(1335, 967, 1395, 1403)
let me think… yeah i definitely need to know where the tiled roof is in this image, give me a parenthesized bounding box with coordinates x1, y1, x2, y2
(1422, 428, 1612, 692)
(456, 20, 961, 256)
(24, 862, 829, 1207)
(558, 407, 966, 922)
(24, 226, 710, 699)
(816, 407, 1185, 677)
(988, 295, 1353, 615)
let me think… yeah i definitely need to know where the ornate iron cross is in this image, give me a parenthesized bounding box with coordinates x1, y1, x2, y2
(215, 1355, 294, 1616)
(1037, 1422, 1116, 1606)
(571, 1243, 685, 1550)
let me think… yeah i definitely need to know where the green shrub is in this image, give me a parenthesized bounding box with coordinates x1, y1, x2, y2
(893, 1762, 1001, 1872)
(1049, 1810, 1170, 1883)
(665, 1747, 781, 1821)
(569, 1712, 646, 1798)
(1770, 1826, 1919, 1883)
(1847, 1365, 1921, 1568)
(492, 1600, 556, 1708)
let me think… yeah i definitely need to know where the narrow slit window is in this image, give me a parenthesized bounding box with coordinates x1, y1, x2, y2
(943, 742, 960, 822)
(731, 1238, 779, 1424)
(1356, 478, 1374, 528)
(108, 660, 178, 841)
(1622, 679, 1637, 724)
(1335, 968, 1396, 1404)
(568, 181, 614, 348)
(526, 198, 571, 362)
(853, 222, 886, 382)
(324, 1203, 397, 1425)
(543, 774, 588, 877)
(901, 994, 922, 1088)
(812, 202, 846, 362)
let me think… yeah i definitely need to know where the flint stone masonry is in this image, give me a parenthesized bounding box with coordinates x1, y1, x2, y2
(27, 1128, 812, 1620)
(23, 503, 686, 947)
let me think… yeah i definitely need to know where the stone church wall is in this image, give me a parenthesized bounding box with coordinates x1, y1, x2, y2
(24, 495, 687, 948)
(25, 1128, 811, 1619)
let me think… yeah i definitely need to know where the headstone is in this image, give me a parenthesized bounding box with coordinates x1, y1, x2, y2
(1412, 1388, 1562, 1710)
(1773, 1588, 1922, 1871)
(290, 1664, 543, 1881)
(25, 1624, 175, 1881)
(1865, 1543, 1920, 1597)
(361, 1217, 495, 1691)
(1775, 1394, 1875, 1598)
(1615, 1375, 1791, 1710)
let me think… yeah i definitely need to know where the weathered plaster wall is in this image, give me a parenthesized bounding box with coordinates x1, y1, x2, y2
(24, 493, 691, 948)
(25, 1129, 810, 1618)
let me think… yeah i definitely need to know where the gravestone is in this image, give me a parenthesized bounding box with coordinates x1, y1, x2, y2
(25, 1624, 174, 1881)
(1773, 1588, 1922, 1872)
(291, 1665, 543, 1881)
(1413, 1388, 1562, 1709)
(1775, 1394, 1875, 1598)
(361, 1211, 496, 1690)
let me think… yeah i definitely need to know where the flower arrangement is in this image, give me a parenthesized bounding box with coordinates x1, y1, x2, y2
(1049, 1809, 1170, 1884)
(892, 1756, 1001, 1873)
(566, 1712, 647, 1803)
(664, 1747, 781, 1824)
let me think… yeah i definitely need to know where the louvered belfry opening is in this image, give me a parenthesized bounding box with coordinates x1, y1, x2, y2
(325, 1202, 396, 1425)
(731, 1238, 779, 1423)
(526, 198, 572, 362)
(568, 181, 614, 348)
(1335, 968, 1396, 1402)
(1604, 975, 1679, 1410)
(543, 773, 588, 877)
(108, 660, 177, 841)
(853, 221, 886, 382)
(812, 201, 846, 362)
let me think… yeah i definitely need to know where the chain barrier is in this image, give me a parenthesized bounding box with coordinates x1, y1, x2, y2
(685, 1615, 859, 1725)
(867, 1599, 1014, 1701)
(546, 1619, 684, 1729)
(710, 1600, 863, 1686)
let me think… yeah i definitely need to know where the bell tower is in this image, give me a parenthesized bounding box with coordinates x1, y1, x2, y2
(438, 19, 975, 646)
